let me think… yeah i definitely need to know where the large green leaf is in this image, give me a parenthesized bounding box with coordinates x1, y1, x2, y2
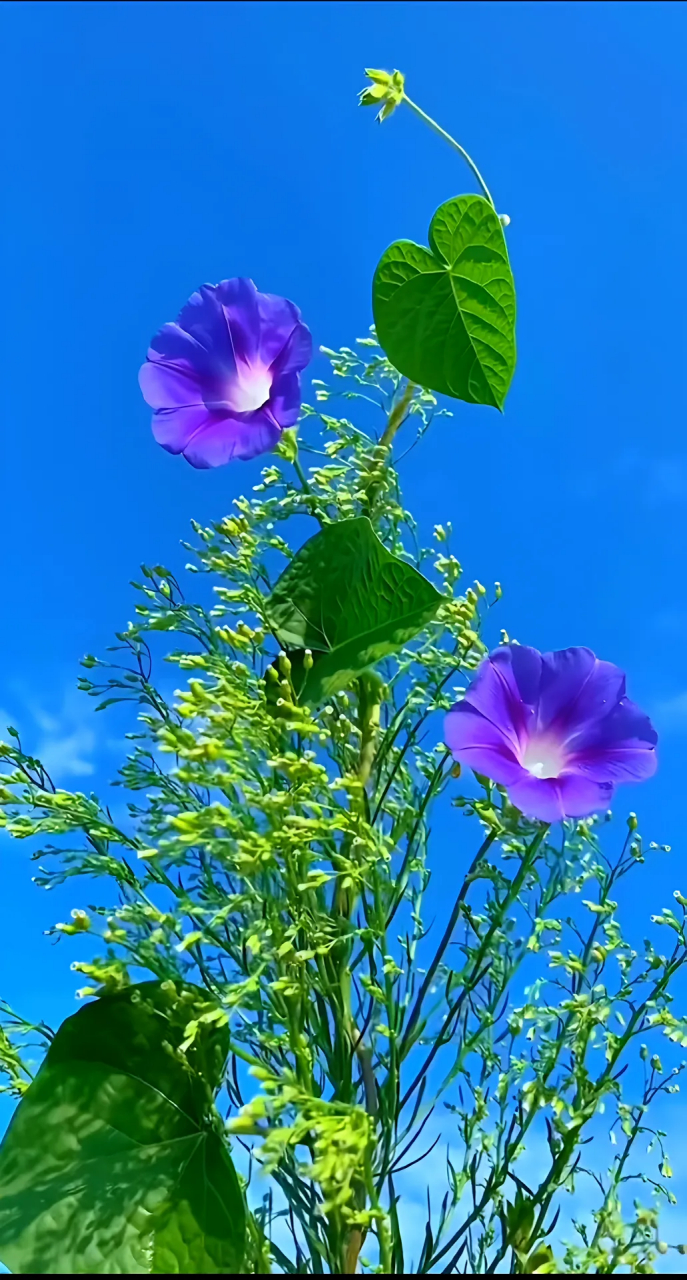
(0, 982, 245, 1275)
(372, 194, 516, 409)
(266, 517, 443, 705)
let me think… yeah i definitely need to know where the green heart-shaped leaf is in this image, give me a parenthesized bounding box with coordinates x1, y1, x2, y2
(373, 194, 516, 409)
(267, 517, 443, 705)
(0, 982, 245, 1275)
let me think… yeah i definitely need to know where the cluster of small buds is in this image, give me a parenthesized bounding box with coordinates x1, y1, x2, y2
(53, 908, 91, 936)
(434, 552, 462, 586)
(358, 68, 405, 123)
(220, 513, 251, 540)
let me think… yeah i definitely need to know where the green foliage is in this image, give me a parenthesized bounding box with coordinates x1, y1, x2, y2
(267, 516, 443, 705)
(0, 982, 245, 1275)
(373, 195, 516, 409)
(0, 81, 684, 1275)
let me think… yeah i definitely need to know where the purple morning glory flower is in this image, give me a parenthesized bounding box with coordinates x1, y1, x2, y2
(139, 278, 312, 468)
(444, 644, 657, 823)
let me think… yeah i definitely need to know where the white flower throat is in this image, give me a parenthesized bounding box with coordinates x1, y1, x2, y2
(521, 735, 567, 779)
(227, 361, 272, 413)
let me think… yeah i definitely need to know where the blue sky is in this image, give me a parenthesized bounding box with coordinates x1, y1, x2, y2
(2, 0, 687, 1261)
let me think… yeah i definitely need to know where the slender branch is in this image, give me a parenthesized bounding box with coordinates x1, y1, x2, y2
(402, 95, 496, 209)
(399, 830, 497, 1056)
(364, 380, 416, 515)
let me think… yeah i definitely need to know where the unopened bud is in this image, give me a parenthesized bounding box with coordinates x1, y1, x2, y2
(627, 812, 638, 831)
(275, 427, 299, 464)
(303, 649, 314, 671)
(358, 68, 405, 123)
(499, 214, 511, 227)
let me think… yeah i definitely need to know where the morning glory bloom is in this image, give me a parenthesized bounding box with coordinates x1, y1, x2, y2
(444, 644, 657, 823)
(139, 278, 312, 468)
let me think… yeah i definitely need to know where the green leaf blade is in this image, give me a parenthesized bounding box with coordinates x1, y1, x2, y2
(372, 194, 516, 409)
(0, 982, 245, 1275)
(267, 517, 443, 705)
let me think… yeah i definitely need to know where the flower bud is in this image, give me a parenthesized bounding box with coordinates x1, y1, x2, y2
(303, 649, 314, 671)
(499, 213, 511, 227)
(275, 427, 299, 463)
(627, 812, 638, 831)
(358, 68, 405, 123)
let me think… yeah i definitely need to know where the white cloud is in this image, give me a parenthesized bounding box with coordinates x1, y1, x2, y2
(0, 681, 120, 783)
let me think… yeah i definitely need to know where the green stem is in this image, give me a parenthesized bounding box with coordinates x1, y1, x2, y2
(402, 94, 496, 210)
(379, 380, 416, 449)
(399, 828, 498, 1057)
(293, 454, 313, 494)
(364, 381, 416, 519)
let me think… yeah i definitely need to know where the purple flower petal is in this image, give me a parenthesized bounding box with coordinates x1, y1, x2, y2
(171, 284, 242, 372)
(151, 404, 217, 453)
(139, 361, 205, 410)
(460, 647, 536, 756)
(444, 643, 658, 823)
(539, 651, 626, 740)
(508, 772, 615, 823)
(569, 696, 658, 782)
(181, 409, 281, 469)
(140, 278, 312, 467)
(213, 278, 261, 365)
(269, 372, 303, 429)
(270, 321, 313, 376)
(256, 293, 303, 367)
(444, 703, 523, 786)
(146, 320, 225, 387)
